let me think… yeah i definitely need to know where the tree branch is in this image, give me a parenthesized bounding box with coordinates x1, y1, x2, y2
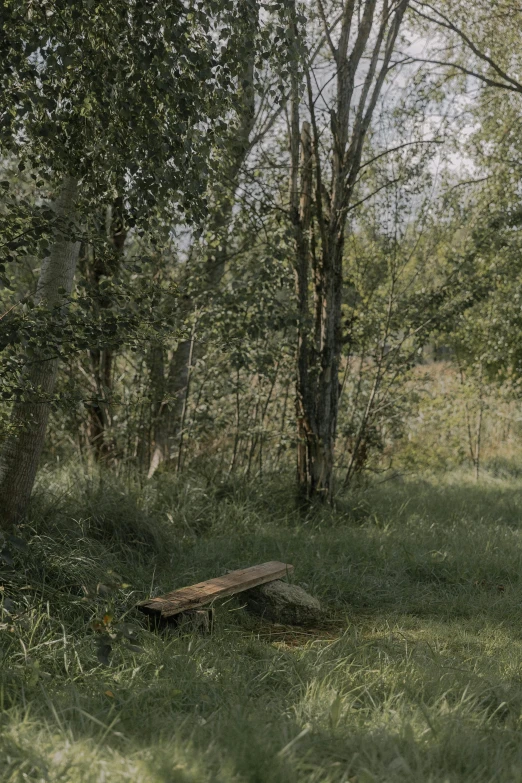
(411, 1, 522, 93)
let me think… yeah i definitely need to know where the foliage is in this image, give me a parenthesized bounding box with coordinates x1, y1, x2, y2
(1, 0, 254, 208)
(5, 3, 522, 781)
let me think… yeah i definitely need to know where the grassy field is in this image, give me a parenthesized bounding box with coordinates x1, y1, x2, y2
(3, 466, 522, 782)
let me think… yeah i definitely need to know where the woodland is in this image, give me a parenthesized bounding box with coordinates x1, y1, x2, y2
(3, 1, 522, 781)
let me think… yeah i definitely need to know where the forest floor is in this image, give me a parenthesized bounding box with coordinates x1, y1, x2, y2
(3, 465, 522, 782)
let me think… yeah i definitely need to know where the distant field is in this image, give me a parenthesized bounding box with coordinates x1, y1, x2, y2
(3, 468, 522, 782)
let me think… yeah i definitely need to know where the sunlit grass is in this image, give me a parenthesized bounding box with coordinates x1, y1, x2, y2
(3, 466, 522, 781)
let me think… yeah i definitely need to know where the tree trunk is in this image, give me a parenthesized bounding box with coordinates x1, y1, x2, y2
(290, 0, 409, 502)
(86, 346, 113, 458)
(0, 175, 80, 529)
(294, 162, 342, 500)
(85, 194, 126, 461)
(147, 337, 193, 477)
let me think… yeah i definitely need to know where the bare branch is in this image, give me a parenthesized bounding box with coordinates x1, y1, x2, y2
(345, 0, 410, 199)
(358, 137, 443, 172)
(347, 176, 401, 212)
(317, 0, 338, 60)
(350, 3, 390, 158)
(411, 1, 522, 93)
(402, 54, 522, 94)
(337, 0, 357, 64)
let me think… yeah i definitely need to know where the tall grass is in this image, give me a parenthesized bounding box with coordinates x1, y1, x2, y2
(3, 464, 522, 781)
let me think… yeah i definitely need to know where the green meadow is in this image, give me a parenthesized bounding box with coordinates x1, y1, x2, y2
(3, 467, 522, 782)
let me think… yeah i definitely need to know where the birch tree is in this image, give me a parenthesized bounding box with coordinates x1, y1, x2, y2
(0, 176, 80, 524)
(0, 0, 255, 527)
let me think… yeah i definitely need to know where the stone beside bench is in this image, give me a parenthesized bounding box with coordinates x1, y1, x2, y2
(138, 561, 324, 627)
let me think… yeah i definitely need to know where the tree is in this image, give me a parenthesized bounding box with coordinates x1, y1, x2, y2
(410, 1, 522, 96)
(0, 176, 80, 524)
(147, 5, 259, 476)
(0, 0, 257, 527)
(287, 0, 410, 500)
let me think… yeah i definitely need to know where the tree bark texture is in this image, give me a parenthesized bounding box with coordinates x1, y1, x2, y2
(291, 0, 409, 501)
(85, 194, 126, 461)
(147, 337, 193, 477)
(0, 175, 81, 528)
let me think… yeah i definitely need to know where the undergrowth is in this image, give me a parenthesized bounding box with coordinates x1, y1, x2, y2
(3, 464, 522, 781)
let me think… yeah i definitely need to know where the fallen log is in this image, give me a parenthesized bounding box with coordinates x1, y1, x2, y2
(138, 561, 294, 620)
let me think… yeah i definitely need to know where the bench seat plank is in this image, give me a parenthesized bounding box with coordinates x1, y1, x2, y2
(139, 561, 294, 619)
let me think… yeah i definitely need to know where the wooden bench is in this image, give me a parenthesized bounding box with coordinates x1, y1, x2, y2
(138, 561, 294, 620)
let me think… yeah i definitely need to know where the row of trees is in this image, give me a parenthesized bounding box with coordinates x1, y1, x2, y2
(2, 0, 522, 529)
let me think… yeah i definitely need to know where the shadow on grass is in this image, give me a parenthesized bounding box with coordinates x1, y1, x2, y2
(5, 470, 522, 781)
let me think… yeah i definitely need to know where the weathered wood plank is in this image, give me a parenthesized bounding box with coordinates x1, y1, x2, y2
(138, 561, 294, 619)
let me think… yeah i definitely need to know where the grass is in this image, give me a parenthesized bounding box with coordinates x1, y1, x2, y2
(3, 466, 522, 781)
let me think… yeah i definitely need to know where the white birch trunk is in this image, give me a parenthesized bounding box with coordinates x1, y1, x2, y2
(0, 175, 80, 528)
